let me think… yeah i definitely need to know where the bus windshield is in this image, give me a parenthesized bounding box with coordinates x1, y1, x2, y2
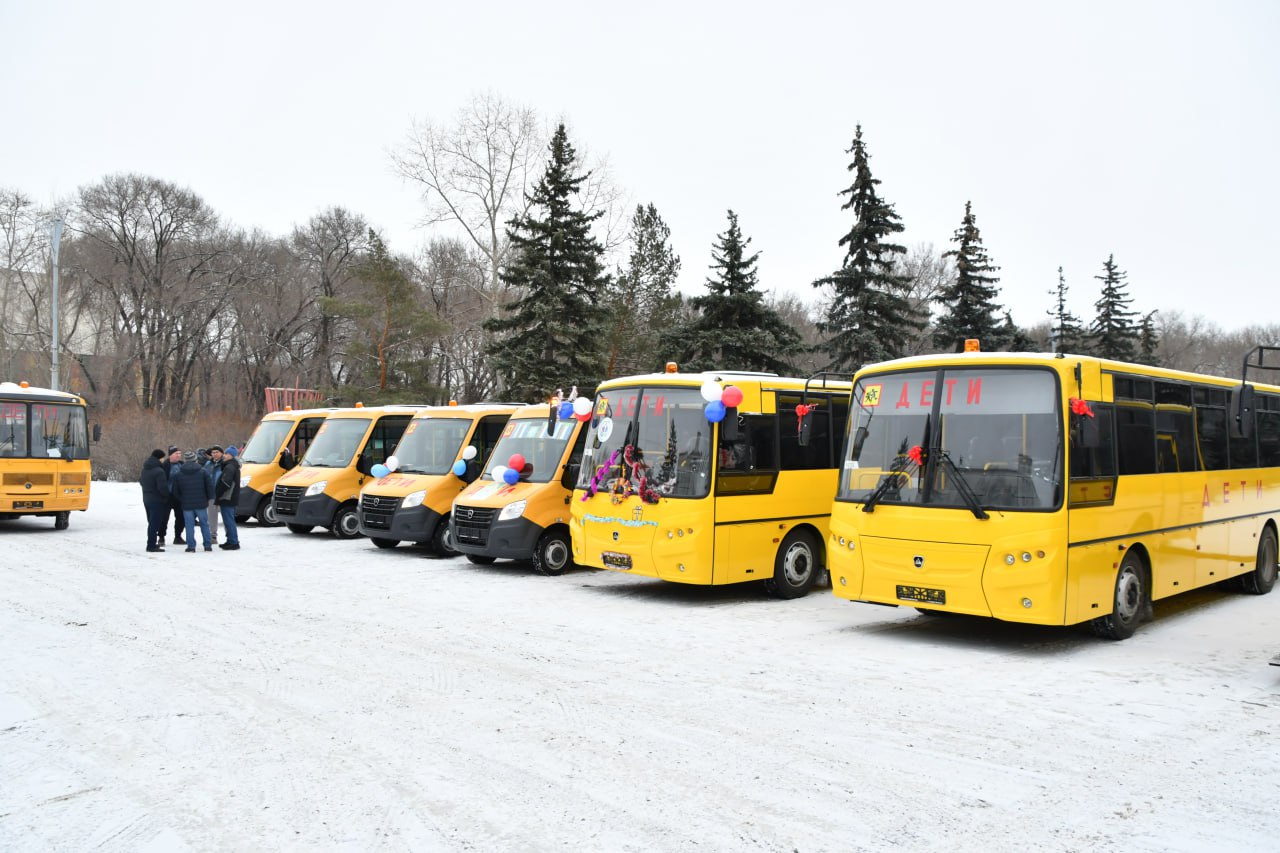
(485, 419, 576, 483)
(578, 386, 713, 499)
(1, 402, 88, 459)
(392, 418, 470, 475)
(840, 367, 1063, 511)
(300, 418, 370, 468)
(241, 420, 294, 464)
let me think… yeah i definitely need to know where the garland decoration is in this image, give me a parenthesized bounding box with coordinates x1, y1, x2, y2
(581, 448, 620, 501)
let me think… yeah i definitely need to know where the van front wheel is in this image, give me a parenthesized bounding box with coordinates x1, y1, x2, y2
(331, 504, 362, 539)
(431, 515, 459, 557)
(532, 528, 572, 576)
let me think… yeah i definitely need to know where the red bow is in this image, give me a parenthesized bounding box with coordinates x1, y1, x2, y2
(908, 445, 925, 465)
(795, 403, 815, 431)
(1069, 397, 1094, 418)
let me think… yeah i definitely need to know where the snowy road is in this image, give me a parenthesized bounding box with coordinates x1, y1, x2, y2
(2, 483, 1278, 852)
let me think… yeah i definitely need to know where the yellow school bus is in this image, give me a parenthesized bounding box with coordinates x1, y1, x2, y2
(828, 347, 1280, 639)
(570, 368, 851, 597)
(0, 381, 93, 530)
(273, 404, 421, 538)
(236, 406, 336, 524)
(357, 403, 518, 554)
(451, 403, 590, 574)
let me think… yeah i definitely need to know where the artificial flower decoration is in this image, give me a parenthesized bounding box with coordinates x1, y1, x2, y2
(908, 445, 925, 466)
(1069, 397, 1095, 418)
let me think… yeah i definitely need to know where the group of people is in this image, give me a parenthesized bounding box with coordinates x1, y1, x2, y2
(139, 445, 242, 553)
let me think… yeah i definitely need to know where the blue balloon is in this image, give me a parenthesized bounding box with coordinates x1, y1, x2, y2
(502, 466, 520, 485)
(558, 401, 575, 420)
(452, 460, 467, 476)
(371, 463, 390, 478)
(705, 400, 727, 423)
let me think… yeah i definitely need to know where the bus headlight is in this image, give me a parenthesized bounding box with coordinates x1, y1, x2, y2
(240, 475, 252, 488)
(305, 480, 328, 497)
(402, 490, 427, 509)
(498, 499, 527, 521)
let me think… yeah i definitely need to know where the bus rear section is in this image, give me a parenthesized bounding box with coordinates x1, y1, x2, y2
(358, 404, 516, 554)
(451, 404, 589, 575)
(273, 405, 418, 538)
(0, 382, 93, 530)
(236, 407, 334, 524)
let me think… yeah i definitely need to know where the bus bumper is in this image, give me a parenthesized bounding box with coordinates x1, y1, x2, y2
(237, 486, 267, 518)
(276, 493, 339, 529)
(359, 504, 444, 542)
(453, 516, 543, 560)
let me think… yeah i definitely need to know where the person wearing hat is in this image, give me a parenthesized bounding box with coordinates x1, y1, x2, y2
(169, 449, 215, 552)
(139, 448, 169, 552)
(214, 445, 241, 550)
(162, 446, 186, 545)
(205, 445, 224, 544)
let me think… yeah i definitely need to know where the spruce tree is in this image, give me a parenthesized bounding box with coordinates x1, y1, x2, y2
(812, 125, 921, 371)
(933, 201, 1007, 351)
(667, 210, 801, 373)
(1089, 254, 1140, 362)
(1047, 266, 1089, 354)
(484, 124, 609, 400)
(1137, 310, 1160, 366)
(604, 203, 682, 376)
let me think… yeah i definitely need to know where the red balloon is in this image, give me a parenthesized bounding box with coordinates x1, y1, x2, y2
(576, 411, 592, 422)
(721, 385, 744, 408)
(508, 453, 526, 472)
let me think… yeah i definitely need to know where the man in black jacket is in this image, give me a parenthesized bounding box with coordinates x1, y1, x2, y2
(161, 446, 186, 545)
(171, 450, 215, 552)
(139, 449, 169, 552)
(215, 445, 242, 550)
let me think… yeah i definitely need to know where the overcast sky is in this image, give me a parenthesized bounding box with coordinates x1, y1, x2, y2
(3, 1, 1276, 333)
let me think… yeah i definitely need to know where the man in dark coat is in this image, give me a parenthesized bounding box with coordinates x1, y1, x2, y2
(139, 448, 169, 552)
(161, 446, 186, 545)
(215, 445, 242, 550)
(170, 450, 215, 552)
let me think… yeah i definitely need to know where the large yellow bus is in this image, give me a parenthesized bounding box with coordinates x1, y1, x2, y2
(235, 406, 335, 524)
(570, 368, 851, 597)
(0, 380, 93, 530)
(827, 346, 1280, 639)
(357, 403, 517, 554)
(273, 404, 420, 538)
(452, 403, 590, 574)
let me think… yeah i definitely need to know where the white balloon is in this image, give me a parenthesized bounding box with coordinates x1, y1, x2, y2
(700, 379, 722, 402)
(573, 396, 593, 416)
(462, 445, 478, 460)
(385, 455, 399, 472)
(491, 465, 508, 481)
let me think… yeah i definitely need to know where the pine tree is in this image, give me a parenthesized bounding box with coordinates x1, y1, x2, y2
(813, 125, 921, 371)
(604, 203, 682, 376)
(484, 124, 610, 400)
(1137, 310, 1160, 366)
(1047, 266, 1089, 354)
(933, 201, 1007, 351)
(1089, 254, 1140, 362)
(666, 210, 802, 373)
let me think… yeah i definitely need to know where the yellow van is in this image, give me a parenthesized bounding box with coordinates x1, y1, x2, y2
(273, 404, 421, 537)
(357, 403, 518, 553)
(235, 406, 336, 524)
(451, 404, 590, 574)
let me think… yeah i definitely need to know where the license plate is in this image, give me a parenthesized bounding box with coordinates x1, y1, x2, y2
(896, 584, 946, 604)
(602, 551, 632, 570)
(12, 500, 42, 510)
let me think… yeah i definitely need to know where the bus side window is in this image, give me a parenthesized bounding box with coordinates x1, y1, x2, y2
(1070, 404, 1116, 479)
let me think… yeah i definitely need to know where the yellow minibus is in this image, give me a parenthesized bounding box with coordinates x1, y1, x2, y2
(235, 406, 335, 524)
(0, 381, 93, 530)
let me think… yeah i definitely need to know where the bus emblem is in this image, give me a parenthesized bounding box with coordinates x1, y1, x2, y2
(913, 555, 924, 569)
(612, 531, 619, 541)
(631, 506, 644, 522)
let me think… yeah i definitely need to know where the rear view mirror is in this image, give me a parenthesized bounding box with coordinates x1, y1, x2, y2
(1231, 383, 1255, 439)
(850, 426, 868, 459)
(92, 423, 102, 443)
(356, 455, 371, 475)
(721, 409, 739, 442)
(279, 448, 297, 471)
(797, 406, 813, 446)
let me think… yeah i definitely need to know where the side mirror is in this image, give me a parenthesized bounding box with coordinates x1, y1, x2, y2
(798, 408, 813, 446)
(279, 448, 296, 471)
(1231, 383, 1255, 439)
(562, 461, 581, 488)
(92, 423, 102, 443)
(356, 455, 371, 476)
(721, 409, 739, 442)
(850, 426, 869, 459)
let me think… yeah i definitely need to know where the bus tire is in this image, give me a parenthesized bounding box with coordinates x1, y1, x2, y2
(54, 511, 70, 530)
(1240, 526, 1278, 595)
(431, 515, 459, 557)
(532, 528, 573, 576)
(287, 523, 313, 534)
(258, 498, 281, 527)
(765, 529, 821, 599)
(1091, 550, 1148, 640)
(466, 554, 497, 566)
(331, 503, 362, 539)
(371, 537, 399, 549)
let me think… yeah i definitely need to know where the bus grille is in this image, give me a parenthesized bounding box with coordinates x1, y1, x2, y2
(453, 504, 496, 547)
(360, 494, 399, 530)
(4, 473, 54, 486)
(273, 485, 305, 516)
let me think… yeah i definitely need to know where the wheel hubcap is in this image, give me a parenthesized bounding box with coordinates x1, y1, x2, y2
(1115, 567, 1142, 622)
(340, 513, 359, 536)
(1261, 537, 1277, 583)
(782, 542, 812, 586)
(264, 502, 277, 524)
(544, 538, 568, 570)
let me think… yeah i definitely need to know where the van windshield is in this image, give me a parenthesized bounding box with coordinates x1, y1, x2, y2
(485, 418, 576, 484)
(392, 418, 471, 475)
(241, 420, 293, 464)
(300, 418, 370, 468)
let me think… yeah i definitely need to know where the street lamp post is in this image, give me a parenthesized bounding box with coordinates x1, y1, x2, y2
(50, 217, 64, 391)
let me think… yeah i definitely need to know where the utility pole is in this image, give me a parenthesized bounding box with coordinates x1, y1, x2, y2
(50, 217, 64, 391)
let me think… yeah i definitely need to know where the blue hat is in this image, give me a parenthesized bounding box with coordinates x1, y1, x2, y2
(226, 446, 238, 457)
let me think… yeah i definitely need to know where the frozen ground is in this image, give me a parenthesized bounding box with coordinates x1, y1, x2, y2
(1, 482, 1278, 852)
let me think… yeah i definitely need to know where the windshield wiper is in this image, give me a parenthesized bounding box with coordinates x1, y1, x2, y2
(935, 450, 989, 520)
(861, 454, 915, 513)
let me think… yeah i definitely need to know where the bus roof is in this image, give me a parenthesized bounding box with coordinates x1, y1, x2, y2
(262, 406, 343, 420)
(596, 371, 850, 392)
(0, 381, 86, 405)
(410, 403, 521, 419)
(322, 404, 428, 419)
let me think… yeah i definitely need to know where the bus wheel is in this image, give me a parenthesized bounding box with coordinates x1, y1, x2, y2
(431, 516, 459, 557)
(1091, 551, 1148, 640)
(287, 523, 313, 535)
(1240, 527, 1278, 595)
(54, 511, 70, 530)
(765, 529, 820, 599)
(371, 537, 399, 549)
(466, 554, 497, 566)
(258, 499, 281, 527)
(331, 504, 362, 539)
(532, 528, 573, 576)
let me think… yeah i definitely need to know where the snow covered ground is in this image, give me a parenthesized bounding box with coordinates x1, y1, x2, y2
(2, 482, 1278, 852)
